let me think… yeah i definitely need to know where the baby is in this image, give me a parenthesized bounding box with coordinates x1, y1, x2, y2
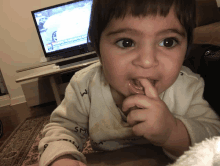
(38, 0, 220, 166)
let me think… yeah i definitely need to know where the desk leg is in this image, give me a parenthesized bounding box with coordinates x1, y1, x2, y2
(49, 76, 61, 105)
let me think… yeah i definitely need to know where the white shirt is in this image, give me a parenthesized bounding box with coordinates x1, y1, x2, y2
(38, 61, 220, 166)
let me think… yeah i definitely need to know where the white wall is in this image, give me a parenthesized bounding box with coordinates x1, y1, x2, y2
(0, 0, 70, 106)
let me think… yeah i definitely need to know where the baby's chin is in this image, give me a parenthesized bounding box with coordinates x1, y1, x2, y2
(110, 86, 126, 104)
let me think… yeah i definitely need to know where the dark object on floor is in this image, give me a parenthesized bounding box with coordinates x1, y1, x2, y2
(184, 44, 220, 116)
(0, 120, 3, 139)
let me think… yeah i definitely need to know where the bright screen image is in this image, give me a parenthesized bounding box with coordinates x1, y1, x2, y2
(33, 0, 93, 54)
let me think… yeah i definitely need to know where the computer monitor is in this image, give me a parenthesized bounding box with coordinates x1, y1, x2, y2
(31, 0, 94, 59)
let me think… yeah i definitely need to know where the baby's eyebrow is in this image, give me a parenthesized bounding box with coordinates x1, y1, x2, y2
(106, 28, 142, 36)
(157, 29, 186, 38)
(106, 28, 186, 38)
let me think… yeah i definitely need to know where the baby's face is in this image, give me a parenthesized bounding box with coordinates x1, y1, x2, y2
(99, 6, 187, 101)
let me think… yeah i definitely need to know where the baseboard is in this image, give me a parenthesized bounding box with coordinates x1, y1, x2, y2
(10, 95, 27, 106)
(0, 94, 11, 107)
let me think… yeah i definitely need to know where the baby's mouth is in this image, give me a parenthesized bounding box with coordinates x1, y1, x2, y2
(132, 79, 156, 89)
(132, 79, 144, 90)
(128, 78, 156, 95)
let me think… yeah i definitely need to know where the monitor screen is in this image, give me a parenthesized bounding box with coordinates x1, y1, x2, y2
(31, 0, 93, 58)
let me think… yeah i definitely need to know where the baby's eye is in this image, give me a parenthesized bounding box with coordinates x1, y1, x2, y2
(116, 38, 135, 48)
(159, 38, 179, 48)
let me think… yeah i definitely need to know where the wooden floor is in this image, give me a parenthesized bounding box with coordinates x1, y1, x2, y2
(0, 101, 57, 147)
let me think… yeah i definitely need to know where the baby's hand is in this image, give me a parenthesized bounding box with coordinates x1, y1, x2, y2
(50, 154, 87, 166)
(122, 78, 177, 147)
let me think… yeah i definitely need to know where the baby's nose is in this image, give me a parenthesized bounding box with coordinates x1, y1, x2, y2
(132, 47, 159, 69)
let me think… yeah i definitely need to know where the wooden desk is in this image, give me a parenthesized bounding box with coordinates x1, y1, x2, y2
(30, 144, 174, 166)
(16, 53, 99, 105)
(85, 144, 174, 166)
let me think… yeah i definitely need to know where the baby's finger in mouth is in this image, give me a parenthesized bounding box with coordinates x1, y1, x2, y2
(138, 78, 159, 99)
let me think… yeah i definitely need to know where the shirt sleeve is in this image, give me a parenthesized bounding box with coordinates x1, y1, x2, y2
(38, 74, 90, 166)
(177, 76, 220, 145)
(163, 75, 220, 159)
